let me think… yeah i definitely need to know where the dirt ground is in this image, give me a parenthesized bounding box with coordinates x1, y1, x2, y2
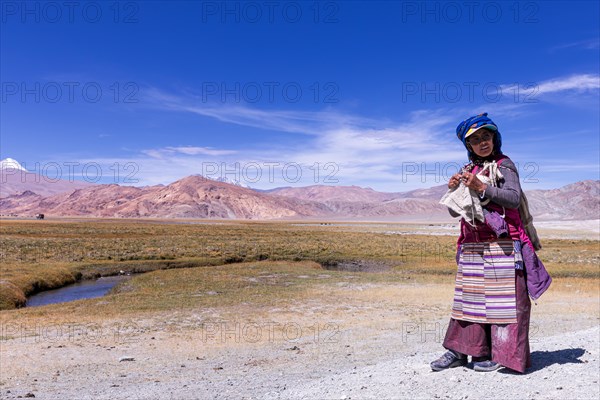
(1, 279, 598, 400)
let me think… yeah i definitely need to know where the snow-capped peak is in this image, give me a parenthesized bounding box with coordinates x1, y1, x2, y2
(0, 158, 28, 172)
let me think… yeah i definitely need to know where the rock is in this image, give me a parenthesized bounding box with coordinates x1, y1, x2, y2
(25, 393, 35, 398)
(119, 356, 135, 362)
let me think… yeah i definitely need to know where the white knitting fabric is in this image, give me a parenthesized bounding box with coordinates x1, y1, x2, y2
(439, 161, 504, 226)
(439, 182, 483, 225)
(476, 162, 503, 206)
(476, 162, 503, 187)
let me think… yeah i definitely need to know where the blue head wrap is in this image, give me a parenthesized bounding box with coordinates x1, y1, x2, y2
(455, 112, 502, 161)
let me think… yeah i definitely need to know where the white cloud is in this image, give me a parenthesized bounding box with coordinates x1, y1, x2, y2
(73, 74, 598, 190)
(536, 74, 599, 94)
(140, 88, 473, 189)
(73, 108, 469, 191)
(142, 146, 238, 158)
(501, 74, 600, 97)
(143, 87, 367, 135)
(550, 38, 600, 52)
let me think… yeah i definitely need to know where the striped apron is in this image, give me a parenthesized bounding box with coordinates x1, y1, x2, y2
(451, 239, 517, 324)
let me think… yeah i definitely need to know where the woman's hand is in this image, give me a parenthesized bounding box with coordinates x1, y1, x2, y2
(461, 172, 488, 194)
(448, 173, 462, 189)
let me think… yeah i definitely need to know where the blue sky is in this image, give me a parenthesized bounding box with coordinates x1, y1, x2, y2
(1, 1, 599, 191)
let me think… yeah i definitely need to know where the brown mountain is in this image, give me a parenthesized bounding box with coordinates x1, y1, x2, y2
(1, 174, 597, 221)
(0, 175, 330, 219)
(0, 170, 94, 198)
(268, 185, 401, 203)
(267, 185, 448, 219)
(524, 180, 599, 220)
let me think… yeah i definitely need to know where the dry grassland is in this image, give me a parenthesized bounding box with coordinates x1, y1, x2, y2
(0, 219, 597, 324)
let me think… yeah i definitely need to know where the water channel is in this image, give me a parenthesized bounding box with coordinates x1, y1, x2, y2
(26, 275, 131, 307)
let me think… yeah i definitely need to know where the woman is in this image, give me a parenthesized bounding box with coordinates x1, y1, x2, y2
(431, 113, 550, 373)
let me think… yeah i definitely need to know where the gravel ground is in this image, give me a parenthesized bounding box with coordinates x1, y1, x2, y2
(2, 306, 598, 400)
(283, 326, 600, 400)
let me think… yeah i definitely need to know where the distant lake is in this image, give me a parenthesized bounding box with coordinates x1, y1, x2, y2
(26, 275, 131, 307)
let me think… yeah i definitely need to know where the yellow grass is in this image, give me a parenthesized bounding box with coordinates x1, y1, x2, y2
(0, 219, 598, 317)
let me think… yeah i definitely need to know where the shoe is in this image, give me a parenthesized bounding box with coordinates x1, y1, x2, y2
(430, 350, 467, 371)
(473, 360, 502, 372)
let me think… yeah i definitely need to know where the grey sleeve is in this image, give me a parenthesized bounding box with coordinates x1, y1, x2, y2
(484, 160, 521, 209)
(448, 208, 461, 217)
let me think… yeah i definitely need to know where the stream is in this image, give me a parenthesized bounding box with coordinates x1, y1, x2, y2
(26, 275, 131, 307)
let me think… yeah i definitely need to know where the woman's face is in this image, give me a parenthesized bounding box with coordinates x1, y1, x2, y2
(467, 129, 494, 158)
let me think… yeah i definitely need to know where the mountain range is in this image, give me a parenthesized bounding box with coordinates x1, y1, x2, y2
(0, 158, 94, 198)
(1, 158, 598, 221)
